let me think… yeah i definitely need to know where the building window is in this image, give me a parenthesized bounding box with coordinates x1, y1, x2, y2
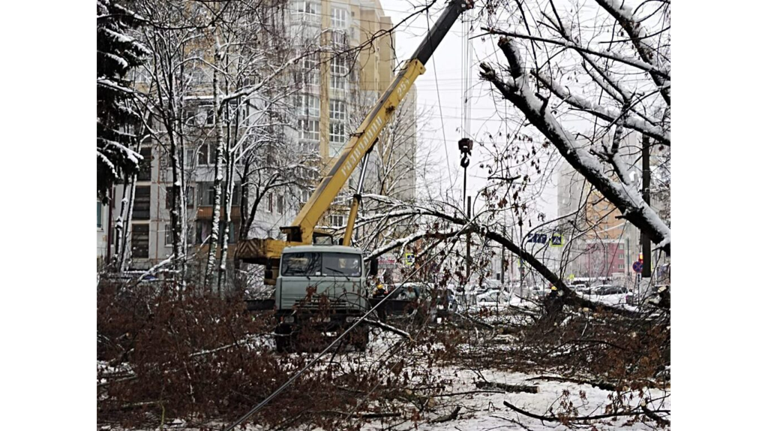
(618, 263, 625, 270)
(294, 1, 319, 15)
(277, 194, 284, 214)
(268, 193, 274, 212)
(293, 1, 320, 23)
(97, 202, 103, 229)
(300, 140, 319, 154)
(330, 122, 345, 143)
(185, 148, 195, 167)
(175, 148, 195, 169)
(197, 143, 217, 166)
(304, 70, 320, 86)
(133, 186, 151, 220)
(331, 75, 347, 91)
(230, 185, 242, 207)
(331, 7, 347, 29)
(297, 94, 320, 117)
(165, 223, 173, 246)
(184, 107, 197, 125)
(302, 53, 318, 70)
(166, 187, 195, 209)
(193, 220, 236, 245)
(330, 214, 345, 227)
(330, 122, 346, 157)
(189, 68, 206, 85)
(330, 57, 347, 91)
(298, 119, 320, 141)
(331, 31, 347, 47)
(329, 145, 342, 158)
(195, 220, 207, 245)
(330, 56, 347, 76)
(186, 186, 195, 208)
(300, 53, 320, 86)
(330, 99, 346, 121)
(198, 183, 240, 207)
(137, 148, 152, 181)
(131, 224, 150, 258)
(199, 183, 216, 207)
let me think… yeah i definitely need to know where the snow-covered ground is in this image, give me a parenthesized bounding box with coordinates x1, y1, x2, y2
(147, 373, 670, 431)
(133, 367, 670, 431)
(352, 329, 671, 430)
(358, 366, 670, 430)
(101, 308, 669, 431)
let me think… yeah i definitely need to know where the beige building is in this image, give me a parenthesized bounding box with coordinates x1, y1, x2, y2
(556, 132, 669, 284)
(291, 0, 417, 230)
(557, 135, 643, 281)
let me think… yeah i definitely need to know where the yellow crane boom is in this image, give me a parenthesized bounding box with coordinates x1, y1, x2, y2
(236, 0, 473, 284)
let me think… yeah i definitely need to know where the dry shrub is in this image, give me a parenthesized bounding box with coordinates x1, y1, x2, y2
(97, 279, 461, 429)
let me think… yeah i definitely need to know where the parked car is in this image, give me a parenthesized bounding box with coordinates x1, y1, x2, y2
(593, 285, 628, 296)
(477, 288, 503, 303)
(528, 284, 548, 299)
(570, 284, 593, 294)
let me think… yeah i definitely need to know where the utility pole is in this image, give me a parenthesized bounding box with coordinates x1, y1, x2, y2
(501, 225, 506, 285)
(466, 196, 472, 284)
(519, 223, 525, 294)
(641, 135, 652, 278)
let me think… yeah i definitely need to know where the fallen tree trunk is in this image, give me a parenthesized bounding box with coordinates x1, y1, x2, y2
(525, 375, 616, 391)
(429, 406, 461, 424)
(476, 381, 539, 394)
(362, 318, 412, 340)
(504, 401, 670, 423)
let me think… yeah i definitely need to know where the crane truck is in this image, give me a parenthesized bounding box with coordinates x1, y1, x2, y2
(237, 0, 473, 351)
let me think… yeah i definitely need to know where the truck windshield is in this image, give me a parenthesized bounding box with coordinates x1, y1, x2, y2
(281, 253, 321, 276)
(281, 252, 361, 277)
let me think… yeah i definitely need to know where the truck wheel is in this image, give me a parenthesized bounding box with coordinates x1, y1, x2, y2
(351, 324, 369, 351)
(275, 334, 289, 353)
(275, 324, 293, 353)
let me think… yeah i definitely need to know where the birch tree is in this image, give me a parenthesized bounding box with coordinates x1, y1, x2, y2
(129, 0, 216, 283)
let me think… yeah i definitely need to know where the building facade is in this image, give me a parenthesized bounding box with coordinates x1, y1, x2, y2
(556, 134, 644, 284)
(99, 0, 416, 272)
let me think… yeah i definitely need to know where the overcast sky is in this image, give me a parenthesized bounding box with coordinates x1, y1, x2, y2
(379, 0, 561, 220)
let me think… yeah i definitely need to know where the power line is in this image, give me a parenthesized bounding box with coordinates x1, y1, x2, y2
(425, 7, 454, 191)
(221, 245, 453, 430)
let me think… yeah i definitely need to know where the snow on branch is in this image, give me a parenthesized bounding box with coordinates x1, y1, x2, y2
(594, 0, 671, 105)
(220, 51, 307, 104)
(480, 28, 669, 79)
(98, 77, 136, 95)
(365, 227, 462, 261)
(532, 71, 669, 146)
(479, 37, 670, 254)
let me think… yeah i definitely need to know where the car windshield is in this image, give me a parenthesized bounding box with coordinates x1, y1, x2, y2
(281, 252, 362, 277)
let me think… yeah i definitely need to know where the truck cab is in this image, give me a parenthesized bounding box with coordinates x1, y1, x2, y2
(274, 245, 371, 352)
(276, 245, 368, 312)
